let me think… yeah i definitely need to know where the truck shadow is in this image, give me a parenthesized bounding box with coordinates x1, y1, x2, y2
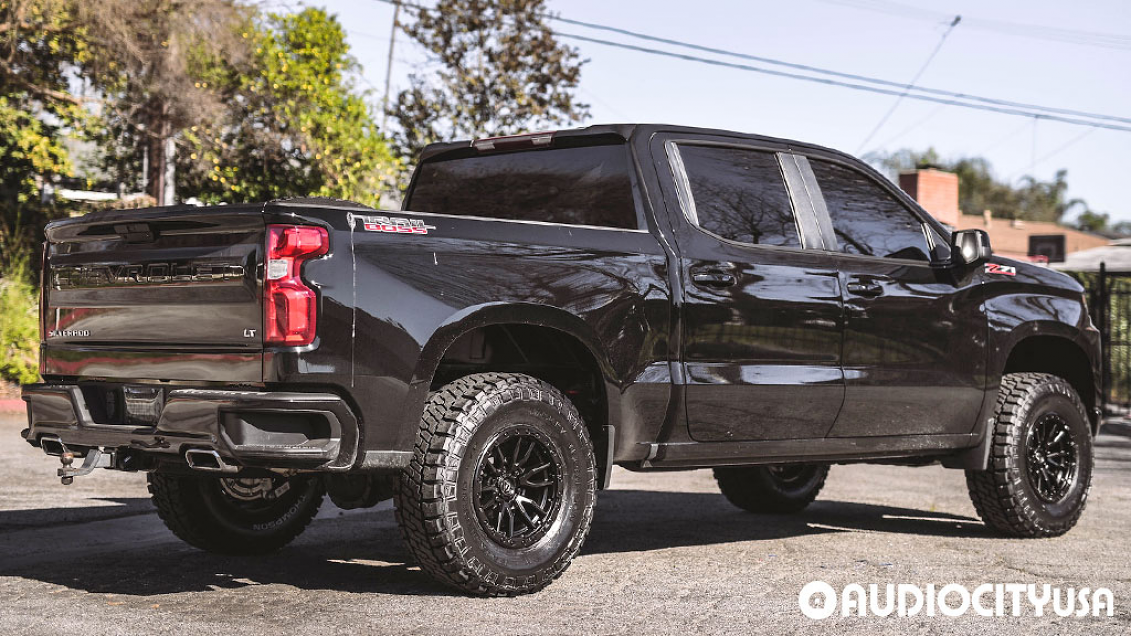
(0, 489, 985, 597)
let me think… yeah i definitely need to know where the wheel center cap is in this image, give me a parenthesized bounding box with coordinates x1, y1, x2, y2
(498, 478, 517, 500)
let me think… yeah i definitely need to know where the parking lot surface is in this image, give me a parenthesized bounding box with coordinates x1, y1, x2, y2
(1, 413, 1129, 635)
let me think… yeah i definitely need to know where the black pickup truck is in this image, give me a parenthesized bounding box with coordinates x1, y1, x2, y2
(23, 124, 1101, 595)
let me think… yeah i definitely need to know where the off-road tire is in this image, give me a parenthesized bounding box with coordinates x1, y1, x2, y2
(714, 463, 829, 513)
(148, 472, 324, 554)
(965, 372, 1093, 538)
(395, 372, 597, 596)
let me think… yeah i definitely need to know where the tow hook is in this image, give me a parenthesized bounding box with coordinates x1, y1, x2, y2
(43, 436, 116, 485)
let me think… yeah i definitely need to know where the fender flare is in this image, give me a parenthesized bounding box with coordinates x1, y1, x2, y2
(393, 303, 620, 448)
(944, 322, 1099, 470)
(995, 320, 1097, 367)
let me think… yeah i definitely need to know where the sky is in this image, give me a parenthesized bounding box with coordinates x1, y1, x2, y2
(308, 0, 1130, 222)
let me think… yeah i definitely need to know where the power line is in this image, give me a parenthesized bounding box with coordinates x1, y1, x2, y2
(974, 118, 1033, 156)
(1033, 128, 1097, 168)
(544, 11, 1131, 126)
(578, 86, 631, 122)
(813, 0, 1131, 51)
(1005, 127, 1097, 182)
(557, 32, 1131, 133)
(368, 0, 1131, 133)
(857, 15, 961, 153)
(873, 103, 948, 149)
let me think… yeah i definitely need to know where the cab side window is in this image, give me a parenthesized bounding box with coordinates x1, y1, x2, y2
(677, 145, 801, 248)
(809, 159, 930, 261)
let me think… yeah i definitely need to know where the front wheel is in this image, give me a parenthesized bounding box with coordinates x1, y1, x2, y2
(714, 463, 829, 513)
(395, 372, 597, 596)
(148, 472, 324, 554)
(965, 372, 1094, 538)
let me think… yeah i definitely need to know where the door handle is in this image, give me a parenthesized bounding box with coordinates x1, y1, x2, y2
(691, 271, 737, 288)
(846, 282, 884, 297)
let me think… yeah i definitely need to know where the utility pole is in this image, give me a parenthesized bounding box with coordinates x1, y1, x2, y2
(163, 136, 176, 206)
(381, 1, 401, 131)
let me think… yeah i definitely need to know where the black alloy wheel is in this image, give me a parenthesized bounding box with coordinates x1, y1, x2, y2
(395, 372, 597, 596)
(1025, 412, 1079, 503)
(765, 464, 814, 488)
(714, 463, 829, 513)
(148, 471, 324, 554)
(473, 427, 564, 549)
(966, 372, 1094, 538)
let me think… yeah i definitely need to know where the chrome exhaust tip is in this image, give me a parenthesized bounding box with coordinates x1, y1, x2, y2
(40, 435, 66, 457)
(184, 448, 239, 473)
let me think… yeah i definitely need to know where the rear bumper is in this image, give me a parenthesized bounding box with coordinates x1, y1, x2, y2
(22, 384, 360, 472)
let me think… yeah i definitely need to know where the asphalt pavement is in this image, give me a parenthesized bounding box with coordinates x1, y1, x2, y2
(1, 412, 1129, 635)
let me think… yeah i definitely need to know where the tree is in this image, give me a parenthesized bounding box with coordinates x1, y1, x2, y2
(1015, 170, 1087, 224)
(0, 0, 85, 276)
(390, 0, 589, 163)
(82, 0, 250, 204)
(179, 8, 398, 206)
(867, 147, 1101, 225)
(1075, 210, 1110, 234)
(0, 0, 87, 122)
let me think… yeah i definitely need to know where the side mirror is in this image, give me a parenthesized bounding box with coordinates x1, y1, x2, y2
(951, 229, 992, 266)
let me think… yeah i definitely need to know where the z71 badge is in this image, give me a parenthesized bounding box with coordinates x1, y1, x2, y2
(348, 213, 436, 235)
(985, 263, 1017, 276)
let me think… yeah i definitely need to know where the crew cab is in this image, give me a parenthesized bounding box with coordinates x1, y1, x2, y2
(22, 124, 1101, 596)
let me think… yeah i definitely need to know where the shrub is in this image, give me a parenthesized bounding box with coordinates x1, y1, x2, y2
(0, 242, 40, 385)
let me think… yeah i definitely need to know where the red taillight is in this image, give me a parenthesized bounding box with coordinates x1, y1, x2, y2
(264, 225, 329, 346)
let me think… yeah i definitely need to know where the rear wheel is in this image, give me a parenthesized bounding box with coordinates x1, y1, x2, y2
(148, 472, 324, 554)
(395, 372, 596, 596)
(714, 463, 828, 513)
(965, 372, 1093, 538)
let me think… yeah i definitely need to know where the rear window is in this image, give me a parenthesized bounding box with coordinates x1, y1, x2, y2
(406, 144, 638, 229)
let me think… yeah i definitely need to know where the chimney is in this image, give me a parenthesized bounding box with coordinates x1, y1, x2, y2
(983, 209, 992, 228)
(898, 169, 960, 227)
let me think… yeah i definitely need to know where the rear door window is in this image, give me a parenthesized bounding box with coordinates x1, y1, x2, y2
(676, 145, 800, 248)
(406, 144, 638, 229)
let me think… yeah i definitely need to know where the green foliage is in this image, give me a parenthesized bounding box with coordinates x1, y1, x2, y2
(867, 148, 1096, 225)
(1076, 210, 1110, 234)
(0, 2, 403, 382)
(85, 0, 253, 200)
(0, 96, 70, 209)
(0, 243, 40, 385)
(0, 0, 80, 207)
(0, 0, 80, 294)
(391, 0, 589, 163)
(180, 8, 398, 205)
(0, 0, 91, 124)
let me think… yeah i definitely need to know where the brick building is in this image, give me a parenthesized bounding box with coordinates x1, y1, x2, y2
(898, 168, 1108, 263)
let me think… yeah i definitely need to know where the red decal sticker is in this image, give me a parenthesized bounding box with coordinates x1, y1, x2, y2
(354, 214, 436, 235)
(985, 263, 1017, 276)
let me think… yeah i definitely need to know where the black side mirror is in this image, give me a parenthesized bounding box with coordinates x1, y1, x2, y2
(951, 229, 992, 266)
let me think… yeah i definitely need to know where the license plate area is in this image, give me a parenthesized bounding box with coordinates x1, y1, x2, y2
(78, 384, 165, 426)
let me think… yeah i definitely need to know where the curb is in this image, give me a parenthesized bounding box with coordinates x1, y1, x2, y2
(1102, 420, 1131, 439)
(0, 399, 25, 414)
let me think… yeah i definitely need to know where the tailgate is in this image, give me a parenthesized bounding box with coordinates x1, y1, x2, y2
(41, 207, 265, 382)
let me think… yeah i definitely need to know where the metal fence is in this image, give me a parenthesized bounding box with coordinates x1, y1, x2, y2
(1071, 264, 1131, 412)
